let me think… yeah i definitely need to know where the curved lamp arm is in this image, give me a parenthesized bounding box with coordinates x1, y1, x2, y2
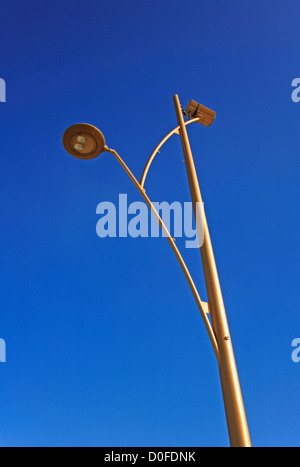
(104, 145, 220, 362)
(140, 118, 200, 188)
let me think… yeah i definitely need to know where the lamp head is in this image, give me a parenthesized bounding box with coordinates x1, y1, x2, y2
(62, 123, 106, 160)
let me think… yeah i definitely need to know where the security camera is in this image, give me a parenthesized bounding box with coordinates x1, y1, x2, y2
(185, 100, 216, 127)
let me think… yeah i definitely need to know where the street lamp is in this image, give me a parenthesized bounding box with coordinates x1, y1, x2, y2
(62, 123, 106, 160)
(62, 95, 251, 447)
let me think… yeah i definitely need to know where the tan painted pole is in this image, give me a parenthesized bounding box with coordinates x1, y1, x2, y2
(173, 94, 251, 447)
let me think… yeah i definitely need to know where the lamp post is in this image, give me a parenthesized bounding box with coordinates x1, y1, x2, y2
(62, 95, 251, 447)
(173, 95, 251, 447)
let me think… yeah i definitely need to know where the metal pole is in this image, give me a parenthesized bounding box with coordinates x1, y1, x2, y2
(173, 94, 251, 447)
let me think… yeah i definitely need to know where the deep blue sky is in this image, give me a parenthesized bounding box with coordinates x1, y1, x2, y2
(1, 0, 300, 447)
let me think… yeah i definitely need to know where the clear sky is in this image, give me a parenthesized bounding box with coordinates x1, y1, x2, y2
(0, 0, 300, 447)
